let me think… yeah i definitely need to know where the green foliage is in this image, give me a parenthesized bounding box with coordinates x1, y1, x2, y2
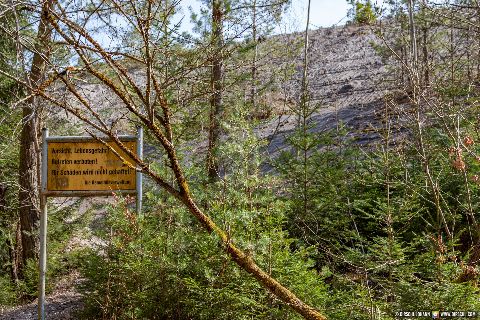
(0, 275, 16, 305)
(275, 124, 358, 250)
(78, 103, 328, 319)
(276, 87, 480, 318)
(78, 189, 327, 319)
(347, 0, 378, 25)
(0, 198, 83, 306)
(0, 6, 22, 305)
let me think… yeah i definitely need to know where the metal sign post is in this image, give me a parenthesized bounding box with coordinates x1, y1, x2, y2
(38, 128, 143, 320)
(136, 126, 143, 216)
(38, 128, 48, 320)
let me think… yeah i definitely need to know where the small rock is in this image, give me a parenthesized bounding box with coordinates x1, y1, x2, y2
(338, 84, 354, 94)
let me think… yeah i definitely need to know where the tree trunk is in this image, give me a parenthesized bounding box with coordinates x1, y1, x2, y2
(408, 0, 418, 70)
(421, 0, 429, 87)
(251, 0, 258, 112)
(16, 0, 52, 276)
(0, 183, 5, 211)
(477, 6, 480, 79)
(207, 0, 224, 181)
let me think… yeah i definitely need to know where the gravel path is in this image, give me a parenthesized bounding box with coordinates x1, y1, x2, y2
(1, 238, 88, 320)
(0, 291, 83, 320)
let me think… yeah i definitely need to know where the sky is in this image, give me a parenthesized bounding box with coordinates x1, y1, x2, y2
(178, 0, 353, 34)
(94, 0, 385, 49)
(282, 0, 351, 29)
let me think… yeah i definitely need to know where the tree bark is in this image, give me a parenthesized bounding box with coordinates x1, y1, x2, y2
(0, 183, 5, 212)
(207, 0, 224, 181)
(477, 5, 480, 79)
(16, 0, 52, 276)
(421, 0, 429, 87)
(251, 0, 258, 112)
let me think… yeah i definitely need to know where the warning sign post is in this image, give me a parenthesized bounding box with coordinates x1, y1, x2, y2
(38, 128, 143, 320)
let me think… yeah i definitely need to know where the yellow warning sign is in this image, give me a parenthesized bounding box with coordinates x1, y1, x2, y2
(47, 140, 137, 192)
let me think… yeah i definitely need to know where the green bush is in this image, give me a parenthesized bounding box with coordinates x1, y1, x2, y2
(0, 275, 16, 306)
(348, 0, 377, 25)
(78, 183, 328, 319)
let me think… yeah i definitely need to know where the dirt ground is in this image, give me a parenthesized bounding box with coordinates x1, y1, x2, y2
(0, 291, 83, 320)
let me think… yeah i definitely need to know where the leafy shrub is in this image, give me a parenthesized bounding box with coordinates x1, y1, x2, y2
(78, 176, 327, 319)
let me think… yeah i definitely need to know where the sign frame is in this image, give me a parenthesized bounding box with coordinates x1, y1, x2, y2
(42, 134, 141, 197)
(37, 128, 143, 320)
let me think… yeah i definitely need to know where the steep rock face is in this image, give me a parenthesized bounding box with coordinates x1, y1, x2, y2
(256, 24, 394, 166)
(293, 24, 387, 106)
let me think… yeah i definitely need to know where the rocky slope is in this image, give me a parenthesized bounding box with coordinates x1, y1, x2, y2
(254, 24, 397, 170)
